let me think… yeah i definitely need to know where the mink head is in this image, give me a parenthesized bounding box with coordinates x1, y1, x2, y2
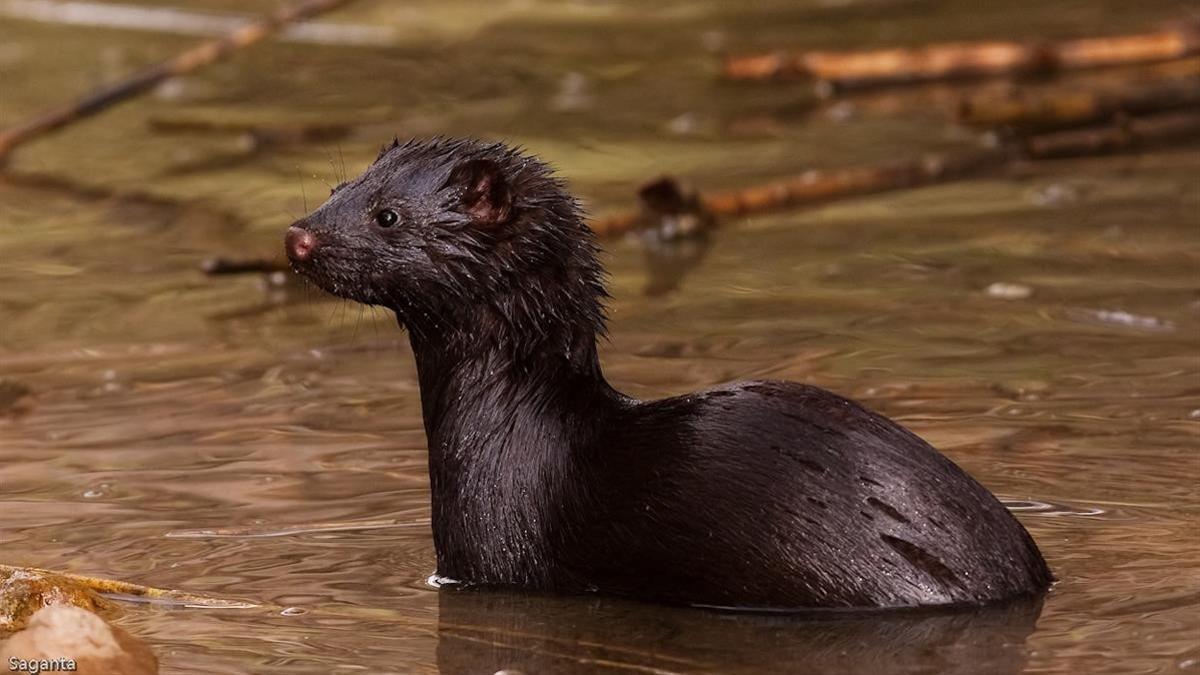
(286, 137, 608, 355)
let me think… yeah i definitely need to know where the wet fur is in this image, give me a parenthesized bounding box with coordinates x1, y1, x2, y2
(287, 137, 1052, 609)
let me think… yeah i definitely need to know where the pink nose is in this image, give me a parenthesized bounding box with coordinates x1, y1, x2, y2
(286, 227, 317, 262)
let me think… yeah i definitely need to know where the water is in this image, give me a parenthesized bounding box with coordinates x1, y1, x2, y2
(1, 1, 1198, 673)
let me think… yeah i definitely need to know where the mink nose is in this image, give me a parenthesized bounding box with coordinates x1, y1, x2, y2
(285, 226, 317, 262)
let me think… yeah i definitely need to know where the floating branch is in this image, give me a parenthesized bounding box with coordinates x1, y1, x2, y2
(763, 55, 1200, 128)
(0, 564, 258, 612)
(959, 77, 1200, 130)
(723, 25, 1200, 89)
(0, 0, 359, 164)
(0, 170, 246, 229)
(702, 149, 1005, 216)
(148, 116, 354, 146)
(1021, 110, 1200, 159)
(1, 564, 256, 632)
(591, 108, 1200, 238)
(589, 148, 1007, 238)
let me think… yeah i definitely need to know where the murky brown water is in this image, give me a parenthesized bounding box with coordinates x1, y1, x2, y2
(2, 1, 1198, 673)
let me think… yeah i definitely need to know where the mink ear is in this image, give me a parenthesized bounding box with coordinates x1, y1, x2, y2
(447, 159, 512, 228)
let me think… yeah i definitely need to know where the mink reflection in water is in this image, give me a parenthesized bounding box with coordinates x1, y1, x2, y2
(435, 588, 1045, 675)
(284, 137, 1052, 610)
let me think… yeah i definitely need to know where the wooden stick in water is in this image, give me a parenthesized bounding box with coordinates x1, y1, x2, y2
(701, 149, 1006, 217)
(0, 564, 258, 612)
(0, 0, 359, 164)
(590, 108, 1200, 237)
(148, 116, 354, 145)
(588, 148, 1008, 238)
(959, 76, 1200, 130)
(723, 25, 1200, 88)
(1022, 109, 1200, 159)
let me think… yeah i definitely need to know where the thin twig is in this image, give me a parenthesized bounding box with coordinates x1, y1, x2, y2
(148, 116, 354, 145)
(0, 0, 359, 164)
(1022, 109, 1200, 158)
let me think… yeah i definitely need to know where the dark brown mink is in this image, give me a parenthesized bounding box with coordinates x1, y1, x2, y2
(284, 137, 1052, 610)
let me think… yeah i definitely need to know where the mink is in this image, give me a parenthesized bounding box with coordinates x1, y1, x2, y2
(284, 137, 1052, 609)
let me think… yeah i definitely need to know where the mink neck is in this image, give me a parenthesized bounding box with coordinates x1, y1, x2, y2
(404, 308, 621, 468)
(406, 310, 621, 582)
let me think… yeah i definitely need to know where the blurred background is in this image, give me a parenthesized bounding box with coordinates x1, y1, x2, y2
(0, 1, 1197, 673)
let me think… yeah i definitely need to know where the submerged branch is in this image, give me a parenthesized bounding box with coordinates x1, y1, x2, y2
(0, 0, 359, 164)
(959, 75, 1200, 130)
(1021, 109, 1200, 159)
(723, 25, 1200, 89)
(701, 150, 1005, 217)
(591, 109, 1200, 238)
(0, 564, 258, 610)
(0, 170, 246, 229)
(589, 148, 1008, 238)
(147, 116, 354, 146)
(0, 564, 256, 633)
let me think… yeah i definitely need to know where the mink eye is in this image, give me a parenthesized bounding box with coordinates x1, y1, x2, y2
(375, 209, 399, 228)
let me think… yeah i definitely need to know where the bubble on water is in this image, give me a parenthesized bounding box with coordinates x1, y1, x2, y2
(1031, 182, 1085, 207)
(82, 484, 110, 498)
(280, 606, 307, 616)
(985, 282, 1033, 299)
(551, 72, 594, 113)
(825, 101, 858, 122)
(1068, 308, 1175, 332)
(154, 77, 187, 101)
(665, 112, 708, 136)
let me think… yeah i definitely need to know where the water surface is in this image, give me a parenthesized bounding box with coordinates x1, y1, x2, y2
(1, 1, 1198, 673)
